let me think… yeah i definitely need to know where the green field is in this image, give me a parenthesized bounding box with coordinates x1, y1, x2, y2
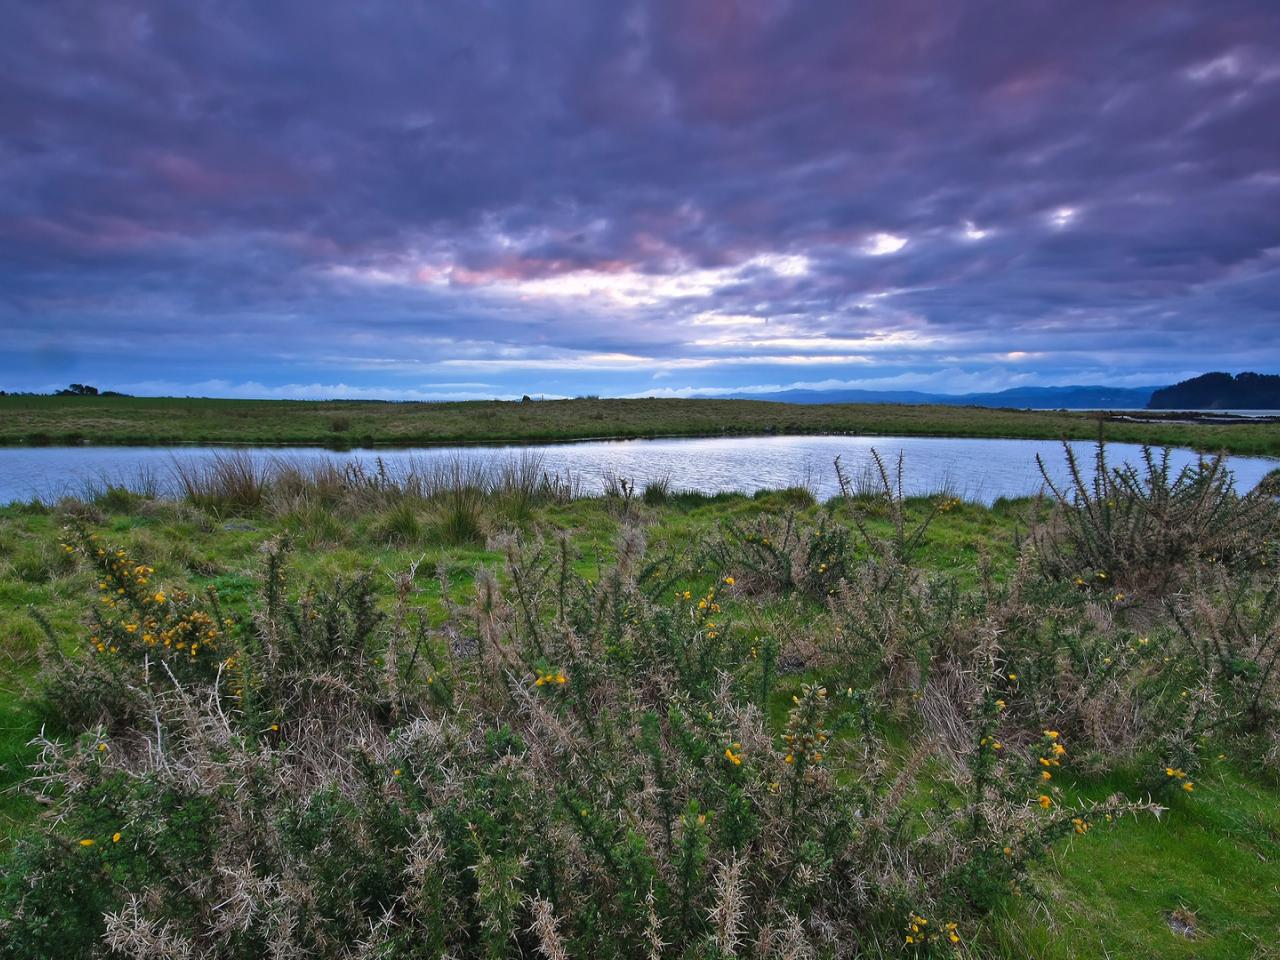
(2, 453, 1278, 958)
(4, 394, 1280, 456)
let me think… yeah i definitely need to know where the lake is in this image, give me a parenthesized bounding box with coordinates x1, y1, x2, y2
(0, 435, 1275, 506)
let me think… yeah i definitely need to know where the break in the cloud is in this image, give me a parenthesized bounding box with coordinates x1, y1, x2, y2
(2, 0, 1278, 399)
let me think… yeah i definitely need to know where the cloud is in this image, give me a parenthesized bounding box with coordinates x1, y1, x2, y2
(1, 0, 1278, 398)
(95, 379, 545, 402)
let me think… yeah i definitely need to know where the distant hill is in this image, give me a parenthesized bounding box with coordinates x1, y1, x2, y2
(723, 384, 1161, 409)
(1148, 372, 1280, 410)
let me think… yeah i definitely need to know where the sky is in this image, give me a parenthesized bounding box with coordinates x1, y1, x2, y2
(2, 0, 1279, 401)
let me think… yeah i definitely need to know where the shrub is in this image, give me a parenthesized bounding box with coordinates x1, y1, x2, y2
(1033, 441, 1279, 597)
(826, 556, 965, 717)
(1170, 564, 1280, 742)
(2, 523, 1159, 959)
(834, 449, 951, 567)
(706, 511, 856, 601)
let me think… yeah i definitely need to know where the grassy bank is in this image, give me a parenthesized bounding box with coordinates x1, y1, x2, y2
(5, 394, 1280, 456)
(1, 455, 1278, 958)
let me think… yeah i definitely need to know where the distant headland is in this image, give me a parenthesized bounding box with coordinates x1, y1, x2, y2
(1148, 372, 1280, 410)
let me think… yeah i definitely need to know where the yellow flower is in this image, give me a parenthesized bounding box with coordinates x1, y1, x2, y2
(1041, 771, 1052, 781)
(1038, 795, 1053, 809)
(724, 747, 742, 766)
(1008, 673, 1018, 681)
(80, 838, 95, 847)
(1183, 781, 1194, 792)
(723, 576, 735, 585)
(153, 591, 166, 604)
(112, 832, 121, 843)
(1003, 846, 1012, 856)
(784, 754, 794, 764)
(1043, 730, 1059, 739)
(393, 768, 402, 777)
(995, 699, 1006, 710)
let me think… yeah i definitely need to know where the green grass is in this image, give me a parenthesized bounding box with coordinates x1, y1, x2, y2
(991, 760, 1280, 959)
(2, 490, 1279, 957)
(4, 394, 1280, 455)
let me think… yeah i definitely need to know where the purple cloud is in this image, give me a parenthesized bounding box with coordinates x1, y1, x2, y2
(1, 0, 1278, 398)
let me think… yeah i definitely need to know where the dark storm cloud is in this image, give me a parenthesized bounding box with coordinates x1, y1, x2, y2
(1, 0, 1278, 397)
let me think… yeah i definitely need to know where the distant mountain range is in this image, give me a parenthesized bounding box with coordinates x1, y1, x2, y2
(722, 372, 1280, 410)
(722, 384, 1163, 409)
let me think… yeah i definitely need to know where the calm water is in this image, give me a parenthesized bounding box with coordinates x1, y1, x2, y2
(0, 436, 1275, 506)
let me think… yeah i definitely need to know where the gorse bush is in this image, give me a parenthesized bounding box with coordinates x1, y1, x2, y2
(835, 450, 955, 567)
(4, 517, 1159, 959)
(1033, 441, 1279, 596)
(705, 511, 856, 601)
(1170, 564, 1280, 748)
(825, 557, 964, 720)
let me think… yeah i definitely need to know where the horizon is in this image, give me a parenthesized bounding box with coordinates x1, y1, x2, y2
(0, 378, 1190, 403)
(3, 3, 1279, 401)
